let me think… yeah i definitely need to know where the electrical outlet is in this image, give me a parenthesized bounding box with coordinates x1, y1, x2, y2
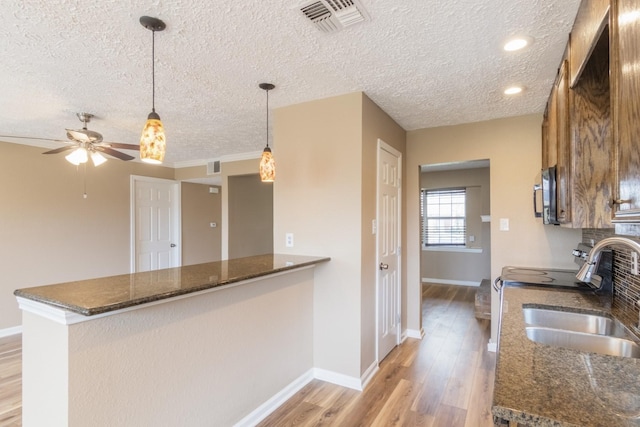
(632, 252, 639, 275)
(285, 233, 294, 248)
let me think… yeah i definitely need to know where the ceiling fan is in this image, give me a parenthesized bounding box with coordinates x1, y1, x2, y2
(0, 112, 139, 166)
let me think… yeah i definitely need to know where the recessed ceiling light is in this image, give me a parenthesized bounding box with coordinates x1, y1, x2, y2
(504, 86, 523, 95)
(504, 37, 532, 52)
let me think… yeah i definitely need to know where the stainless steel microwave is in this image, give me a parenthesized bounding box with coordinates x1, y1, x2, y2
(534, 166, 560, 225)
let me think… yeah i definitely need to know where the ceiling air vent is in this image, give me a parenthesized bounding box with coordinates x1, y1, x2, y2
(206, 160, 221, 175)
(298, 0, 369, 33)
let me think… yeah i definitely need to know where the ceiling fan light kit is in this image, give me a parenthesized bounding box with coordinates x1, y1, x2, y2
(90, 151, 108, 166)
(65, 147, 88, 166)
(259, 83, 276, 182)
(139, 16, 167, 165)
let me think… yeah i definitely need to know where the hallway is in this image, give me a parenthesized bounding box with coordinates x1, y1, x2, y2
(258, 283, 496, 426)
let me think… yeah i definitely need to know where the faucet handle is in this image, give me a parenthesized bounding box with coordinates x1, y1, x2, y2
(572, 249, 588, 259)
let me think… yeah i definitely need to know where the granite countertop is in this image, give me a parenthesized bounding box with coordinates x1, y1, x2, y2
(14, 254, 330, 316)
(493, 286, 640, 426)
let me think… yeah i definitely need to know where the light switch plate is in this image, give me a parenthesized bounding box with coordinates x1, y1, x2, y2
(499, 218, 509, 231)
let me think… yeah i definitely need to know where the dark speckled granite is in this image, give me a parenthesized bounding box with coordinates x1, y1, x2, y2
(14, 254, 330, 316)
(493, 286, 640, 427)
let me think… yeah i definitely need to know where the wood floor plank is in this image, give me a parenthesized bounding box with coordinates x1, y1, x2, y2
(258, 400, 324, 427)
(369, 378, 418, 426)
(440, 349, 480, 410)
(433, 403, 468, 426)
(464, 353, 496, 427)
(411, 345, 458, 416)
(0, 333, 21, 427)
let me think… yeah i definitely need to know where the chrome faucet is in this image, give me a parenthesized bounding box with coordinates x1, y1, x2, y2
(576, 236, 640, 283)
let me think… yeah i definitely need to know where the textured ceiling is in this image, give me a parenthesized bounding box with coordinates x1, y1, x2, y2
(0, 0, 581, 166)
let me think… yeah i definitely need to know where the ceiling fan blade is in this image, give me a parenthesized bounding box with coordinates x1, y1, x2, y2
(42, 146, 77, 154)
(98, 142, 140, 151)
(95, 146, 135, 161)
(0, 135, 69, 143)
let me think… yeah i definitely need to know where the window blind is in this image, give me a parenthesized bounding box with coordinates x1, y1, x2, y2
(420, 188, 466, 246)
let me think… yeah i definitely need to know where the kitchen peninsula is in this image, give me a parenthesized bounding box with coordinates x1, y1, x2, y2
(15, 254, 330, 427)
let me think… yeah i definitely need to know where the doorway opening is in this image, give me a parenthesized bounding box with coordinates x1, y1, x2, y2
(419, 159, 491, 325)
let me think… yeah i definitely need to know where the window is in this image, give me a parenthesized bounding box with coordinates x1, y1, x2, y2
(421, 188, 466, 247)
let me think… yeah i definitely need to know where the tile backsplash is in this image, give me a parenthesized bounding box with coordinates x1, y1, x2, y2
(583, 228, 640, 333)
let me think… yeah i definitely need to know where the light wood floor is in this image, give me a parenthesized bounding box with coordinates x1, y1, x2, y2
(0, 284, 494, 427)
(258, 284, 496, 426)
(0, 333, 21, 426)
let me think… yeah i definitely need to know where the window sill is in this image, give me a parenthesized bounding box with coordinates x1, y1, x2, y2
(422, 246, 483, 254)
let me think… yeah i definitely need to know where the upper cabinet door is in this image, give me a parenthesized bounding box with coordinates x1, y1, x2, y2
(556, 59, 572, 224)
(612, 0, 640, 222)
(570, 0, 610, 87)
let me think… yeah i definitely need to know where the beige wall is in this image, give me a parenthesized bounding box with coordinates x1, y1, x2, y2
(361, 95, 406, 371)
(274, 92, 406, 380)
(0, 142, 219, 330)
(420, 167, 491, 283)
(181, 182, 221, 265)
(174, 164, 208, 181)
(220, 158, 261, 259)
(274, 93, 363, 378)
(407, 115, 581, 343)
(228, 174, 273, 258)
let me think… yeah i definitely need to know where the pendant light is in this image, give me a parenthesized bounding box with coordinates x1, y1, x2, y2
(139, 16, 166, 164)
(259, 83, 276, 182)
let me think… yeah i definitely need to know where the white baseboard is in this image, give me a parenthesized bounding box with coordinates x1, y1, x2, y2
(422, 278, 481, 287)
(313, 367, 364, 391)
(404, 328, 424, 339)
(234, 369, 315, 427)
(487, 340, 497, 353)
(236, 361, 384, 426)
(0, 326, 22, 338)
(359, 361, 379, 391)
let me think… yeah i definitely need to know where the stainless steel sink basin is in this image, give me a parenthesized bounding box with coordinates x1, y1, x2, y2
(525, 326, 640, 358)
(523, 307, 614, 335)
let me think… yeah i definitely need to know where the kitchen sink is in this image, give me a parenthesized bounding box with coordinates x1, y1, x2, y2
(525, 326, 640, 358)
(523, 307, 615, 335)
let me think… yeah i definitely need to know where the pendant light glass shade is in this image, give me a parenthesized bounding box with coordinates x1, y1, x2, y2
(259, 83, 275, 182)
(259, 147, 275, 182)
(65, 147, 88, 165)
(140, 112, 166, 164)
(90, 151, 108, 167)
(139, 16, 166, 164)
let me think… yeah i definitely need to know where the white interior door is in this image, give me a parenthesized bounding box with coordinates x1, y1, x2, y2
(131, 176, 181, 272)
(377, 140, 402, 362)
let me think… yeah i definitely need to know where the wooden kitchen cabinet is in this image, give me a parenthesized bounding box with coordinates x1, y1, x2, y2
(541, 108, 550, 169)
(569, 0, 610, 86)
(541, 56, 572, 224)
(542, 83, 558, 170)
(611, 0, 640, 223)
(567, 28, 614, 228)
(540, 15, 613, 228)
(541, 0, 640, 227)
(555, 59, 571, 223)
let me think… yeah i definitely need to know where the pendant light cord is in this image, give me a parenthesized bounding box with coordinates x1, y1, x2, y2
(265, 89, 269, 148)
(151, 30, 156, 113)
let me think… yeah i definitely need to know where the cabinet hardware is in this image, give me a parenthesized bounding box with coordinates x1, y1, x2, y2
(611, 199, 632, 207)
